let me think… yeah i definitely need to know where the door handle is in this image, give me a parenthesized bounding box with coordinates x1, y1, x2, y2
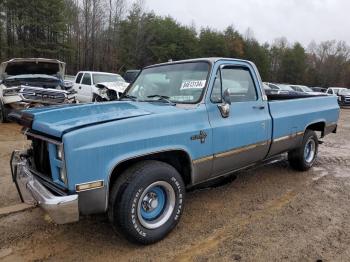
(253, 105, 265, 110)
(79, 86, 82, 89)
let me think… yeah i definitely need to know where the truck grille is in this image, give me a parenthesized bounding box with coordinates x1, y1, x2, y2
(31, 138, 52, 177)
(20, 86, 68, 104)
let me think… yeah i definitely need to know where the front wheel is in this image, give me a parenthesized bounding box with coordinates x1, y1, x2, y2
(92, 94, 104, 102)
(108, 160, 185, 244)
(288, 130, 318, 171)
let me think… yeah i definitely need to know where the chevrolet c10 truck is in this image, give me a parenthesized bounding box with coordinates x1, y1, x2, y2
(10, 58, 339, 244)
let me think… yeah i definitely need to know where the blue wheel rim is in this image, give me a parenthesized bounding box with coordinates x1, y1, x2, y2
(140, 186, 166, 221)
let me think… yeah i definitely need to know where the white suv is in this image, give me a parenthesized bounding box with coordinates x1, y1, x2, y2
(73, 71, 128, 103)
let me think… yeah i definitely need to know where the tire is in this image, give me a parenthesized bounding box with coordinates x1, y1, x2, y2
(108, 160, 185, 245)
(92, 94, 104, 102)
(288, 130, 318, 171)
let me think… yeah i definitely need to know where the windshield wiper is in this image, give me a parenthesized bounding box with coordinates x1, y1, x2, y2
(120, 94, 138, 101)
(146, 95, 176, 105)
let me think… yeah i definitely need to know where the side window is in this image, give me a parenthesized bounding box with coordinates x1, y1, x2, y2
(75, 73, 83, 84)
(81, 73, 92, 85)
(221, 66, 257, 102)
(327, 89, 333, 94)
(211, 70, 222, 103)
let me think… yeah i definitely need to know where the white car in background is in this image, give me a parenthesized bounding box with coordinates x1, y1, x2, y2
(326, 87, 348, 96)
(73, 71, 129, 102)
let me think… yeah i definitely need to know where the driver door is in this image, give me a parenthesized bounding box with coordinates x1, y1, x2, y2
(207, 63, 271, 177)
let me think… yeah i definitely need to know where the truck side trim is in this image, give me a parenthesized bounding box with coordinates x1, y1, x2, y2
(214, 140, 270, 159)
(273, 132, 304, 143)
(193, 155, 214, 165)
(192, 140, 270, 164)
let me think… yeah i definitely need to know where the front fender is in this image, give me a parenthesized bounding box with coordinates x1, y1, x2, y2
(106, 146, 194, 183)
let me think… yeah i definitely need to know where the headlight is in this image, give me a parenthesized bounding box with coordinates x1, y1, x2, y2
(57, 144, 63, 160)
(338, 96, 342, 101)
(99, 88, 107, 95)
(59, 168, 67, 184)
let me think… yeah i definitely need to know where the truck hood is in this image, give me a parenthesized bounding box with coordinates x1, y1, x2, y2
(0, 58, 65, 80)
(96, 81, 129, 93)
(15, 102, 153, 138)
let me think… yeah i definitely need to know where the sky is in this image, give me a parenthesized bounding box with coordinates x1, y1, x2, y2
(144, 0, 349, 47)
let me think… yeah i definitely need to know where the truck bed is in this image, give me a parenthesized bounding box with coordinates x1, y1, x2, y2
(266, 95, 339, 157)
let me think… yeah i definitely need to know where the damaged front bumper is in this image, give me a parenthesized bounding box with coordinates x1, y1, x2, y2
(10, 151, 79, 224)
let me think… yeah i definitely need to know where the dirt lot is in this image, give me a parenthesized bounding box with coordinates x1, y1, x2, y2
(1, 110, 350, 261)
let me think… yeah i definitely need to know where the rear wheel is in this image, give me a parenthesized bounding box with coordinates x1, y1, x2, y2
(108, 160, 185, 244)
(288, 130, 318, 171)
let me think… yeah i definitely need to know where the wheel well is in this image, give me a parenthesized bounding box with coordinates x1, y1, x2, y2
(108, 150, 192, 192)
(306, 122, 325, 137)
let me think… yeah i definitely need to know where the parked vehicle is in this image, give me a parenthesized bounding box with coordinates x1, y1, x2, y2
(326, 87, 347, 96)
(290, 85, 325, 96)
(10, 58, 339, 245)
(326, 87, 349, 106)
(311, 87, 327, 93)
(63, 75, 75, 89)
(264, 82, 298, 95)
(94, 81, 129, 101)
(337, 89, 350, 107)
(73, 71, 128, 102)
(262, 83, 275, 95)
(123, 69, 140, 83)
(0, 58, 76, 123)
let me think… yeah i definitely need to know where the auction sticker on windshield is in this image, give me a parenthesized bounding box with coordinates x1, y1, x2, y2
(180, 80, 206, 90)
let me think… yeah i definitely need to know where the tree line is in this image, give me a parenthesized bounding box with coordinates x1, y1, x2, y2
(0, 0, 349, 87)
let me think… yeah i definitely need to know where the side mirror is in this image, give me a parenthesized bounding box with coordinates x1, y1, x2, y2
(223, 88, 231, 105)
(218, 88, 231, 118)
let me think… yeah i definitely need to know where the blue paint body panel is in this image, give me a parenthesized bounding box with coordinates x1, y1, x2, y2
(22, 58, 340, 196)
(268, 96, 339, 138)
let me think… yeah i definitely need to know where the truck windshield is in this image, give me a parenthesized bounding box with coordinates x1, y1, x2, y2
(93, 74, 124, 84)
(126, 62, 210, 103)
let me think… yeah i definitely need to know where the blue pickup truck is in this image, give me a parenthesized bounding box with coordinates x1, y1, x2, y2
(10, 58, 339, 244)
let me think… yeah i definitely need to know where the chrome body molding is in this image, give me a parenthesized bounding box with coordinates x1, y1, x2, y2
(24, 129, 62, 145)
(273, 132, 304, 143)
(191, 140, 270, 184)
(214, 141, 270, 159)
(268, 131, 304, 158)
(192, 140, 270, 164)
(192, 155, 214, 165)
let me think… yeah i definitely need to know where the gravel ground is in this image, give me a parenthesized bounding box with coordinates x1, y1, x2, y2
(1, 110, 350, 261)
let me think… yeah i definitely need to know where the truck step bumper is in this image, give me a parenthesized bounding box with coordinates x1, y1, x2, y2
(10, 151, 79, 224)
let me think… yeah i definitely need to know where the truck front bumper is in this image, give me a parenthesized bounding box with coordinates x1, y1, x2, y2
(10, 151, 79, 224)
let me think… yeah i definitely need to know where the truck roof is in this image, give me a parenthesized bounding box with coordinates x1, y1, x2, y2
(77, 71, 121, 75)
(144, 57, 253, 69)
